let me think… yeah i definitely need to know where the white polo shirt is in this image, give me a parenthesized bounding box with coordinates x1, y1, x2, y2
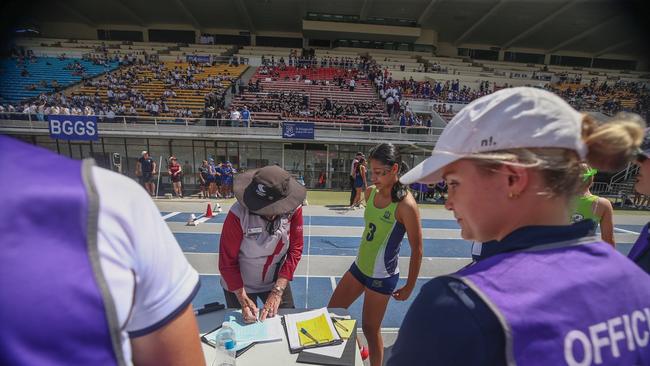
(93, 167, 199, 365)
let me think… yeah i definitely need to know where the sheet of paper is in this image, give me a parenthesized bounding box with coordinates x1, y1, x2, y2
(302, 340, 348, 358)
(296, 313, 334, 346)
(332, 319, 356, 339)
(206, 311, 284, 346)
(284, 307, 340, 351)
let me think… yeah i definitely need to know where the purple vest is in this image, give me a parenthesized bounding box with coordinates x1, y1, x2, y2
(0, 136, 125, 365)
(454, 238, 650, 366)
(629, 223, 650, 262)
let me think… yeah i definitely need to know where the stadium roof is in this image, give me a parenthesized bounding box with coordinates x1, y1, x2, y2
(18, 0, 650, 57)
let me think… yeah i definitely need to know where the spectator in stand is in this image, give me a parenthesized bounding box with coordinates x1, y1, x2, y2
(386, 94, 395, 116)
(241, 106, 251, 127)
(230, 107, 241, 127)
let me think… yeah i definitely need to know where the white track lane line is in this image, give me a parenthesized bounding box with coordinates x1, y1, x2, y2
(614, 227, 640, 235)
(330, 276, 337, 291)
(162, 211, 181, 220)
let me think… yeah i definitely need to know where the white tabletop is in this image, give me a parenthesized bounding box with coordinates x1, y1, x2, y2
(197, 308, 362, 366)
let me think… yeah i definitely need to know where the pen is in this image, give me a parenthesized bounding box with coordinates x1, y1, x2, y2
(300, 328, 319, 345)
(333, 319, 349, 332)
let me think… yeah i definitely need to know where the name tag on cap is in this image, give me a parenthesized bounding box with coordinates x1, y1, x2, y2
(247, 227, 263, 235)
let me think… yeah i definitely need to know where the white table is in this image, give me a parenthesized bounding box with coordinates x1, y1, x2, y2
(197, 308, 362, 366)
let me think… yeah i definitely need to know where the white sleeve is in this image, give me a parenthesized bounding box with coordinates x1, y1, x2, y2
(93, 166, 199, 338)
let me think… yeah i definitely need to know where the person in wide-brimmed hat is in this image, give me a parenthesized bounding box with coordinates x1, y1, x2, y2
(218, 165, 306, 323)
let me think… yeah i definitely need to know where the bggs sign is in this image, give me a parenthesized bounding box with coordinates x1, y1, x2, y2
(48, 115, 98, 141)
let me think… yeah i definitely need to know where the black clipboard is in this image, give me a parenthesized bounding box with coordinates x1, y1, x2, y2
(200, 324, 256, 358)
(280, 315, 344, 354)
(296, 328, 357, 366)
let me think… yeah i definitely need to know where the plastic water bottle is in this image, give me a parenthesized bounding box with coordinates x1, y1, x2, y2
(214, 322, 236, 366)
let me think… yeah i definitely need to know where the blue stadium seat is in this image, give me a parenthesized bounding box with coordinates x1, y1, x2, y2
(0, 57, 119, 105)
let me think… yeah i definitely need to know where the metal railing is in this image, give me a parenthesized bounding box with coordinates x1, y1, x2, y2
(608, 163, 639, 186)
(0, 112, 444, 143)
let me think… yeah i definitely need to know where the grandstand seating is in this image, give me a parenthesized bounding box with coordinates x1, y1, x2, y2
(3, 39, 648, 125)
(74, 61, 247, 117)
(0, 57, 119, 104)
(230, 66, 387, 125)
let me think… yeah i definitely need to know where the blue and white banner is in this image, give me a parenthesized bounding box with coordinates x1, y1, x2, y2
(186, 55, 211, 63)
(48, 115, 98, 141)
(282, 121, 314, 140)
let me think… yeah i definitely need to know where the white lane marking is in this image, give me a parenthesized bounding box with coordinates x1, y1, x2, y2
(195, 216, 212, 224)
(162, 211, 181, 220)
(614, 227, 640, 235)
(184, 252, 473, 261)
(330, 276, 337, 291)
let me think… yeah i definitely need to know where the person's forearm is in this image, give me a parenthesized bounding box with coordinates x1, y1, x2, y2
(234, 287, 248, 302)
(406, 245, 423, 288)
(275, 277, 289, 290)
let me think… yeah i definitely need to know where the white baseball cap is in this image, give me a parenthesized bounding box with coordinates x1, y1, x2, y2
(400, 87, 586, 184)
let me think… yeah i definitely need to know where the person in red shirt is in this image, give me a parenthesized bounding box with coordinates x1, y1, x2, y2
(167, 156, 183, 198)
(218, 165, 306, 323)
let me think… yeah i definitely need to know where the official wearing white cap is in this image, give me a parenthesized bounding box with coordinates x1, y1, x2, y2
(387, 87, 650, 366)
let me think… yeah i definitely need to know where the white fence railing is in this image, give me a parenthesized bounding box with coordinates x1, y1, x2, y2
(0, 113, 443, 143)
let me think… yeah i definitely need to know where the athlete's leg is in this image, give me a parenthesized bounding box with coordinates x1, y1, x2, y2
(328, 271, 365, 309)
(361, 288, 391, 366)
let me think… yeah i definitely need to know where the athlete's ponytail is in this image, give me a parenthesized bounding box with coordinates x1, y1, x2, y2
(369, 143, 409, 202)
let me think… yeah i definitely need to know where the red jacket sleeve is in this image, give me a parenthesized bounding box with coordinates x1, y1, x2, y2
(279, 206, 304, 280)
(218, 211, 244, 291)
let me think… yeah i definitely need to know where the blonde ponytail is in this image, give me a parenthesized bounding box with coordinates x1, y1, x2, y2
(582, 113, 645, 172)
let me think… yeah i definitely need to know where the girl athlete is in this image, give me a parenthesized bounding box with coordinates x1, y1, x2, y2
(329, 143, 423, 366)
(570, 164, 614, 245)
(350, 157, 367, 209)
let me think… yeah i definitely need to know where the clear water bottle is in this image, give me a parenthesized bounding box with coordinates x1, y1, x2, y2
(214, 321, 236, 366)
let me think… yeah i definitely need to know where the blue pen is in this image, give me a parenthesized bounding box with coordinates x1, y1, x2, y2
(300, 328, 319, 345)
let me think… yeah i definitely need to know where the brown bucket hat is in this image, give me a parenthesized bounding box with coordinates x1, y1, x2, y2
(234, 165, 306, 216)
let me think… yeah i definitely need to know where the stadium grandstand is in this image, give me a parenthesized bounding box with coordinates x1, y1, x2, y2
(1, 0, 650, 364)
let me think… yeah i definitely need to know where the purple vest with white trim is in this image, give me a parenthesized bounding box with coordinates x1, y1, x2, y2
(0, 136, 124, 365)
(454, 238, 650, 366)
(629, 223, 650, 262)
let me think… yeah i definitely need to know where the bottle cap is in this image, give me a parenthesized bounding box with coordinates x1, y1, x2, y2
(224, 339, 236, 350)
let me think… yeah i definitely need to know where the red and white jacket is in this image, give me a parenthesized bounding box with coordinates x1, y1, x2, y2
(219, 201, 304, 293)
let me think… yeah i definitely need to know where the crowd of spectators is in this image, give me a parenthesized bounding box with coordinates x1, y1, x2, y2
(1, 58, 238, 120)
(260, 48, 372, 71)
(3, 46, 648, 125)
(243, 91, 309, 119)
(546, 79, 649, 116)
(313, 98, 379, 119)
